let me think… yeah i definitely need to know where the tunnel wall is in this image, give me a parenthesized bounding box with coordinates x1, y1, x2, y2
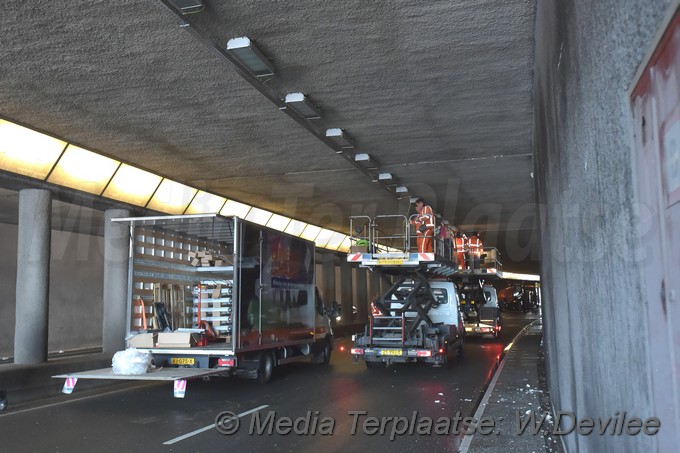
(533, 1, 675, 451)
(0, 223, 104, 358)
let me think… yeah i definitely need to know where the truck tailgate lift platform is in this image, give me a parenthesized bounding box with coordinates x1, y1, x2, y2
(54, 367, 227, 398)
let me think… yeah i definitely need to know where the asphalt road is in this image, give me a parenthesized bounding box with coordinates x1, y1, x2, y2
(0, 312, 537, 453)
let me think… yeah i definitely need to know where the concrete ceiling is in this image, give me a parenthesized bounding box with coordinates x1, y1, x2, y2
(0, 0, 538, 273)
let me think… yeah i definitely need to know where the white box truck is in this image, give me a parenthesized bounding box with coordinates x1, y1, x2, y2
(55, 214, 333, 397)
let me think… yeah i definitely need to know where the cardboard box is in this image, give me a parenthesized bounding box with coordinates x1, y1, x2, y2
(212, 285, 222, 299)
(156, 332, 200, 348)
(188, 251, 197, 259)
(191, 258, 200, 266)
(127, 333, 157, 348)
(197, 251, 213, 260)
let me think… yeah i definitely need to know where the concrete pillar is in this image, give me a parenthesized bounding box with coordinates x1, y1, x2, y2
(320, 254, 336, 309)
(14, 189, 52, 364)
(339, 260, 353, 324)
(354, 268, 368, 322)
(102, 209, 131, 354)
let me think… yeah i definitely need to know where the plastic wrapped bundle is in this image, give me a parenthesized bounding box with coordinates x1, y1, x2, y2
(112, 349, 153, 375)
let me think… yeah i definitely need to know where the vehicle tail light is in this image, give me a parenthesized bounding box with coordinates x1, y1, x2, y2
(218, 358, 235, 367)
(416, 350, 432, 357)
(351, 348, 364, 355)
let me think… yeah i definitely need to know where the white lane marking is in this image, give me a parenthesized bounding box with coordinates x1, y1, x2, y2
(458, 320, 539, 453)
(163, 404, 269, 445)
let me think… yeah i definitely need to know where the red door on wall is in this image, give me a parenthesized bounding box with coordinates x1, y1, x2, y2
(630, 9, 680, 451)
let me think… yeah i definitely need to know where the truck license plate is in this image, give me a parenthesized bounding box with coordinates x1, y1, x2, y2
(377, 259, 404, 265)
(171, 357, 195, 365)
(381, 349, 403, 356)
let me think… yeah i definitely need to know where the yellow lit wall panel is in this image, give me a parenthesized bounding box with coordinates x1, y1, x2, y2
(337, 236, 353, 253)
(245, 207, 273, 225)
(220, 199, 251, 218)
(300, 224, 322, 242)
(314, 229, 335, 248)
(324, 232, 347, 251)
(47, 145, 120, 195)
(266, 213, 292, 231)
(284, 219, 307, 237)
(102, 164, 162, 206)
(0, 120, 66, 179)
(147, 179, 198, 214)
(185, 191, 227, 214)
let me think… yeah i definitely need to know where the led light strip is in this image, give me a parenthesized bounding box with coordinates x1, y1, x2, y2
(0, 118, 351, 252)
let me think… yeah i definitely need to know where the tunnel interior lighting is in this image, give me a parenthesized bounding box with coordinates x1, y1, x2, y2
(47, 144, 120, 195)
(266, 213, 292, 231)
(378, 172, 393, 181)
(0, 120, 66, 180)
(226, 37, 275, 77)
(325, 128, 355, 151)
(284, 219, 308, 237)
(220, 199, 252, 218)
(284, 93, 322, 120)
(324, 232, 347, 251)
(102, 164, 162, 206)
(336, 236, 353, 253)
(300, 224, 322, 242)
(168, 0, 204, 14)
(502, 272, 541, 282)
(147, 179, 198, 214)
(395, 186, 408, 193)
(185, 191, 227, 214)
(314, 228, 335, 248)
(245, 206, 273, 225)
(354, 153, 371, 162)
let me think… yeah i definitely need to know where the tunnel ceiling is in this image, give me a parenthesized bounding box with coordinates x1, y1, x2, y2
(0, 1, 539, 273)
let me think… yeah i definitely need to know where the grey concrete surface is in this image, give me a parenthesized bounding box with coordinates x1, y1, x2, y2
(533, 1, 676, 451)
(102, 209, 131, 354)
(465, 322, 558, 453)
(14, 189, 52, 364)
(0, 222, 106, 360)
(0, 1, 539, 273)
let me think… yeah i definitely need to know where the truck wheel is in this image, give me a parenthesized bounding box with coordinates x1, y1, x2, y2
(433, 352, 448, 367)
(316, 339, 332, 365)
(257, 352, 274, 384)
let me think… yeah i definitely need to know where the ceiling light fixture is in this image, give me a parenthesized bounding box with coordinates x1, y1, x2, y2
(325, 128, 355, 152)
(226, 37, 275, 78)
(378, 172, 393, 181)
(167, 0, 205, 14)
(395, 186, 408, 193)
(284, 93, 322, 120)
